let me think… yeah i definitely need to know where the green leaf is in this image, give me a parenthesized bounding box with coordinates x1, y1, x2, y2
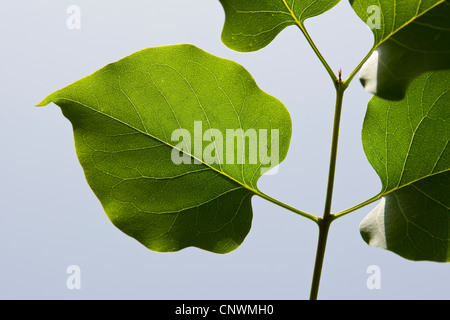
(37, 44, 292, 254)
(350, 0, 450, 100)
(219, 0, 341, 52)
(360, 70, 450, 262)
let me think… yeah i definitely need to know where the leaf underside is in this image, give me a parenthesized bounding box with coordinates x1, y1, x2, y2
(38, 45, 292, 254)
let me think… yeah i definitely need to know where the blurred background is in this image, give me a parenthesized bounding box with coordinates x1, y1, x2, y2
(0, 0, 448, 299)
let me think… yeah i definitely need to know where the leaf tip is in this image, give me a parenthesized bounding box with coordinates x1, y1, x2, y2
(35, 100, 49, 107)
(36, 84, 69, 107)
(34, 99, 50, 107)
(35, 94, 54, 107)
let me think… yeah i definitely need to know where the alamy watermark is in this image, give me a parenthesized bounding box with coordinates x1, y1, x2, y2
(66, 265, 81, 290)
(66, 5, 81, 30)
(366, 5, 381, 30)
(366, 265, 381, 290)
(171, 121, 280, 175)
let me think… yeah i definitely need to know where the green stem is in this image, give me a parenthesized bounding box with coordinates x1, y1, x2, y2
(343, 47, 375, 89)
(256, 191, 320, 224)
(309, 215, 333, 300)
(297, 23, 338, 84)
(332, 194, 381, 220)
(309, 80, 345, 300)
(281, 0, 338, 83)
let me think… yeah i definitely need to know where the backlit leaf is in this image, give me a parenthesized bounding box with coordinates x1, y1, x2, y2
(360, 70, 450, 261)
(351, 0, 450, 100)
(219, 0, 341, 52)
(37, 45, 292, 254)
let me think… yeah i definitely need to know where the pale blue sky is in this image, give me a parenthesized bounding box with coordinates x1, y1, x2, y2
(0, 0, 448, 299)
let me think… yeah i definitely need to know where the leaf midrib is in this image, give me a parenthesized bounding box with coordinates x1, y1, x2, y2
(393, 84, 450, 190)
(281, 0, 304, 28)
(380, 167, 450, 199)
(47, 97, 263, 198)
(372, 0, 447, 49)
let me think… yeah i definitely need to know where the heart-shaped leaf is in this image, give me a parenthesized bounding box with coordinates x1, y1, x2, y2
(360, 70, 450, 262)
(351, 0, 450, 100)
(219, 0, 341, 52)
(37, 45, 292, 254)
